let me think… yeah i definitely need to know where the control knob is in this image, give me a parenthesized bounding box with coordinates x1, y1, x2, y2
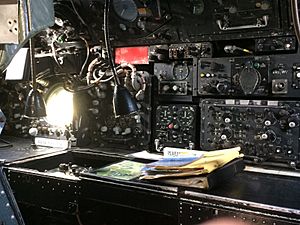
(288, 115, 300, 128)
(216, 81, 230, 93)
(172, 85, 179, 92)
(274, 82, 286, 91)
(162, 85, 170, 92)
(29, 127, 38, 136)
(221, 127, 233, 140)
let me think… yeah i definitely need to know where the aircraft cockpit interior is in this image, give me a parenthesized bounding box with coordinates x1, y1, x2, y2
(1, 1, 300, 225)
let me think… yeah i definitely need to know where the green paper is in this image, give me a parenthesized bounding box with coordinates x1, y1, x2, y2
(93, 160, 145, 180)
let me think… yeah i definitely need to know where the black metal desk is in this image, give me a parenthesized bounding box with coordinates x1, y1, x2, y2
(179, 171, 300, 225)
(2, 138, 300, 225)
(0, 136, 66, 163)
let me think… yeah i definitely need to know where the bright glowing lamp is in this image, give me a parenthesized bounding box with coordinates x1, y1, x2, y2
(45, 86, 73, 127)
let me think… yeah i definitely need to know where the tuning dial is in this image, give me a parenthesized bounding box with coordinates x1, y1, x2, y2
(216, 81, 230, 93)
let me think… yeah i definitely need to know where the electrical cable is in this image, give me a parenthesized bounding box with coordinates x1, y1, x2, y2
(69, 0, 88, 27)
(26, 0, 37, 91)
(63, 81, 96, 93)
(86, 58, 126, 85)
(291, 0, 300, 44)
(51, 37, 63, 68)
(79, 36, 90, 79)
(104, 0, 120, 85)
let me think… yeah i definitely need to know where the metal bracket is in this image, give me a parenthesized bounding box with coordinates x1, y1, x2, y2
(216, 15, 269, 31)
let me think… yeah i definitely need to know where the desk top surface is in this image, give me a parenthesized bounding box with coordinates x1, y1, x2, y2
(0, 136, 65, 163)
(2, 136, 300, 214)
(198, 171, 300, 211)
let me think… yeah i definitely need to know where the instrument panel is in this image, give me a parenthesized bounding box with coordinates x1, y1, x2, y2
(3, 1, 300, 225)
(109, 0, 290, 46)
(200, 99, 300, 168)
(154, 104, 197, 151)
(1, 0, 300, 169)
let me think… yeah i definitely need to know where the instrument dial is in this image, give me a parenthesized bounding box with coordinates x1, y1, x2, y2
(173, 64, 189, 80)
(113, 0, 138, 22)
(178, 107, 195, 126)
(193, 0, 205, 15)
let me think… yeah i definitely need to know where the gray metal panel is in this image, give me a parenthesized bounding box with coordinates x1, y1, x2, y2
(0, 167, 25, 225)
(0, 4, 18, 44)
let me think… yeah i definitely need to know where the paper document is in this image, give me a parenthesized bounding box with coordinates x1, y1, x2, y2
(128, 150, 163, 161)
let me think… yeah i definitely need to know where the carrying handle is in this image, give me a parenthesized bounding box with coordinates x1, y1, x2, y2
(216, 15, 269, 31)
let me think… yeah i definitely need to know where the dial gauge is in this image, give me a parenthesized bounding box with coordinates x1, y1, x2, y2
(173, 64, 189, 80)
(193, 0, 205, 15)
(178, 107, 194, 126)
(113, 0, 138, 22)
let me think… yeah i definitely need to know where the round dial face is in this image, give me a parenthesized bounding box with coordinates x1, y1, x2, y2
(173, 64, 189, 80)
(178, 107, 194, 126)
(193, 0, 205, 15)
(113, 0, 138, 22)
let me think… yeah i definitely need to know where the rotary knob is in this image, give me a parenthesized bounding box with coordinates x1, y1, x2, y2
(275, 82, 286, 91)
(288, 115, 300, 128)
(172, 85, 179, 92)
(221, 127, 233, 140)
(216, 81, 230, 93)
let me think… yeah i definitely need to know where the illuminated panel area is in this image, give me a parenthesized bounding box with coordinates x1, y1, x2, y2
(26, 83, 74, 146)
(45, 85, 73, 128)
